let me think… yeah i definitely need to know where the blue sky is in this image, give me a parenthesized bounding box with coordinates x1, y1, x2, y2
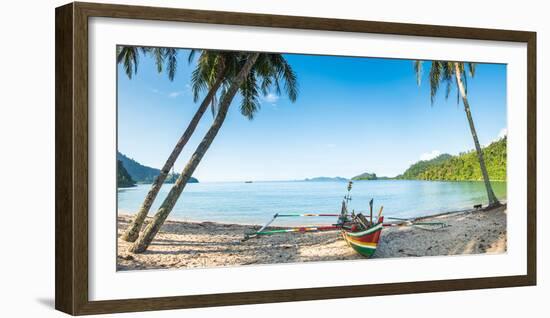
(117, 49, 507, 182)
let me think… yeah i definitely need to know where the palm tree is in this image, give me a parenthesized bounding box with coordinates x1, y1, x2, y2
(129, 52, 298, 253)
(118, 47, 229, 242)
(413, 60, 500, 207)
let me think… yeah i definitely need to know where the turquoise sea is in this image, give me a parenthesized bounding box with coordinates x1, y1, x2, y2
(117, 180, 506, 226)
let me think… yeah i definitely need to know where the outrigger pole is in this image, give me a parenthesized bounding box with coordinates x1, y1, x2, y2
(385, 216, 448, 230)
(252, 225, 340, 236)
(243, 213, 341, 241)
(278, 213, 340, 217)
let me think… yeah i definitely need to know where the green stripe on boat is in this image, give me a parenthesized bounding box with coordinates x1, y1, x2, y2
(347, 241, 377, 257)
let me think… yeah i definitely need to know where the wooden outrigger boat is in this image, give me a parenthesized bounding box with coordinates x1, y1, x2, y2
(244, 181, 386, 258)
(243, 181, 447, 257)
(341, 215, 384, 257)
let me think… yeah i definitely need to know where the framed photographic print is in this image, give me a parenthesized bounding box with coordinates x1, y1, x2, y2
(55, 2, 536, 315)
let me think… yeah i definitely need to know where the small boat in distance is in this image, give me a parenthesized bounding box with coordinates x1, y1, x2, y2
(244, 181, 253, 183)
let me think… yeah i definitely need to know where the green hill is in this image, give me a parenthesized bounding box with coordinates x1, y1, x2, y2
(352, 172, 378, 180)
(117, 160, 136, 188)
(396, 137, 506, 181)
(117, 152, 199, 184)
(396, 154, 453, 180)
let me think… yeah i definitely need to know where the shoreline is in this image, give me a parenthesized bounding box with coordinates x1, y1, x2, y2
(117, 198, 507, 227)
(117, 204, 507, 271)
(119, 179, 507, 186)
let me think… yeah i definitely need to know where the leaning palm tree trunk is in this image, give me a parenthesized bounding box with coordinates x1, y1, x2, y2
(121, 64, 227, 242)
(129, 53, 260, 253)
(454, 62, 500, 207)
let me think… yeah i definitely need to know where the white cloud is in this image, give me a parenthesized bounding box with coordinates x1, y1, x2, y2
(497, 128, 507, 139)
(168, 91, 184, 98)
(420, 150, 441, 161)
(484, 128, 508, 147)
(262, 92, 279, 103)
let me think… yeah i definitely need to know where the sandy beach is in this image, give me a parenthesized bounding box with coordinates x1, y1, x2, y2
(117, 204, 506, 271)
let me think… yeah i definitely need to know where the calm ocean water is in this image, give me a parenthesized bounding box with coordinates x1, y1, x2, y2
(117, 180, 507, 226)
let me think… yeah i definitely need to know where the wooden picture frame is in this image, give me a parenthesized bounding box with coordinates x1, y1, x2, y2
(55, 1, 536, 315)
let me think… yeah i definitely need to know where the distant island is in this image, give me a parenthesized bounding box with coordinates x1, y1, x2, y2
(304, 176, 349, 182)
(351, 172, 392, 181)
(117, 151, 199, 187)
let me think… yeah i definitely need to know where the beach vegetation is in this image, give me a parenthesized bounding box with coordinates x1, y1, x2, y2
(397, 137, 506, 181)
(116, 160, 136, 188)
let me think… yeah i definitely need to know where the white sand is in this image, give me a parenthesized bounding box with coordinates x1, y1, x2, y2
(117, 205, 506, 271)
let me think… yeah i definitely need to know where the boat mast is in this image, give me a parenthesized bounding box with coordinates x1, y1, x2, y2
(344, 181, 353, 211)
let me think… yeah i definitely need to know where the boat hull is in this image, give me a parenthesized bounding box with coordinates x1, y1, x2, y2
(342, 220, 383, 258)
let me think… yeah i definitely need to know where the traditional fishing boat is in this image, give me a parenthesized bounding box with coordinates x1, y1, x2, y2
(244, 181, 387, 258)
(341, 216, 384, 257)
(335, 186, 385, 257)
(243, 181, 448, 257)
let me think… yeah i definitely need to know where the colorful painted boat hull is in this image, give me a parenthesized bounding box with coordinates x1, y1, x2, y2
(342, 217, 384, 257)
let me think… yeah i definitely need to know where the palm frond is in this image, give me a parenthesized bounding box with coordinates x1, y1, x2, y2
(240, 72, 261, 120)
(428, 61, 442, 105)
(152, 48, 164, 74)
(191, 66, 208, 102)
(165, 48, 178, 81)
(116, 46, 139, 79)
(188, 49, 198, 64)
(416, 60, 477, 107)
(441, 62, 455, 100)
(269, 54, 298, 102)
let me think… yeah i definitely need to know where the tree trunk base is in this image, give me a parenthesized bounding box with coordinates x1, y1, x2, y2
(120, 231, 139, 243)
(127, 242, 147, 254)
(484, 201, 502, 211)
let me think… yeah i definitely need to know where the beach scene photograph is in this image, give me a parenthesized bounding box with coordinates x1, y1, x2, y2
(116, 47, 507, 271)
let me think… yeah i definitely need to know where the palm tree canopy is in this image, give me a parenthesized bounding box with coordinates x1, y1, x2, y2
(414, 61, 476, 105)
(239, 53, 298, 119)
(117, 47, 299, 120)
(117, 46, 178, 80)
(190, 50, 298, 120)
(116, 46, 141, 79)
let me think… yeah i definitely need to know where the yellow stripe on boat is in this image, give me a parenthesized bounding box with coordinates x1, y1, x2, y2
(343, 235, 379, 248)
(345, 223, 383, 237)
